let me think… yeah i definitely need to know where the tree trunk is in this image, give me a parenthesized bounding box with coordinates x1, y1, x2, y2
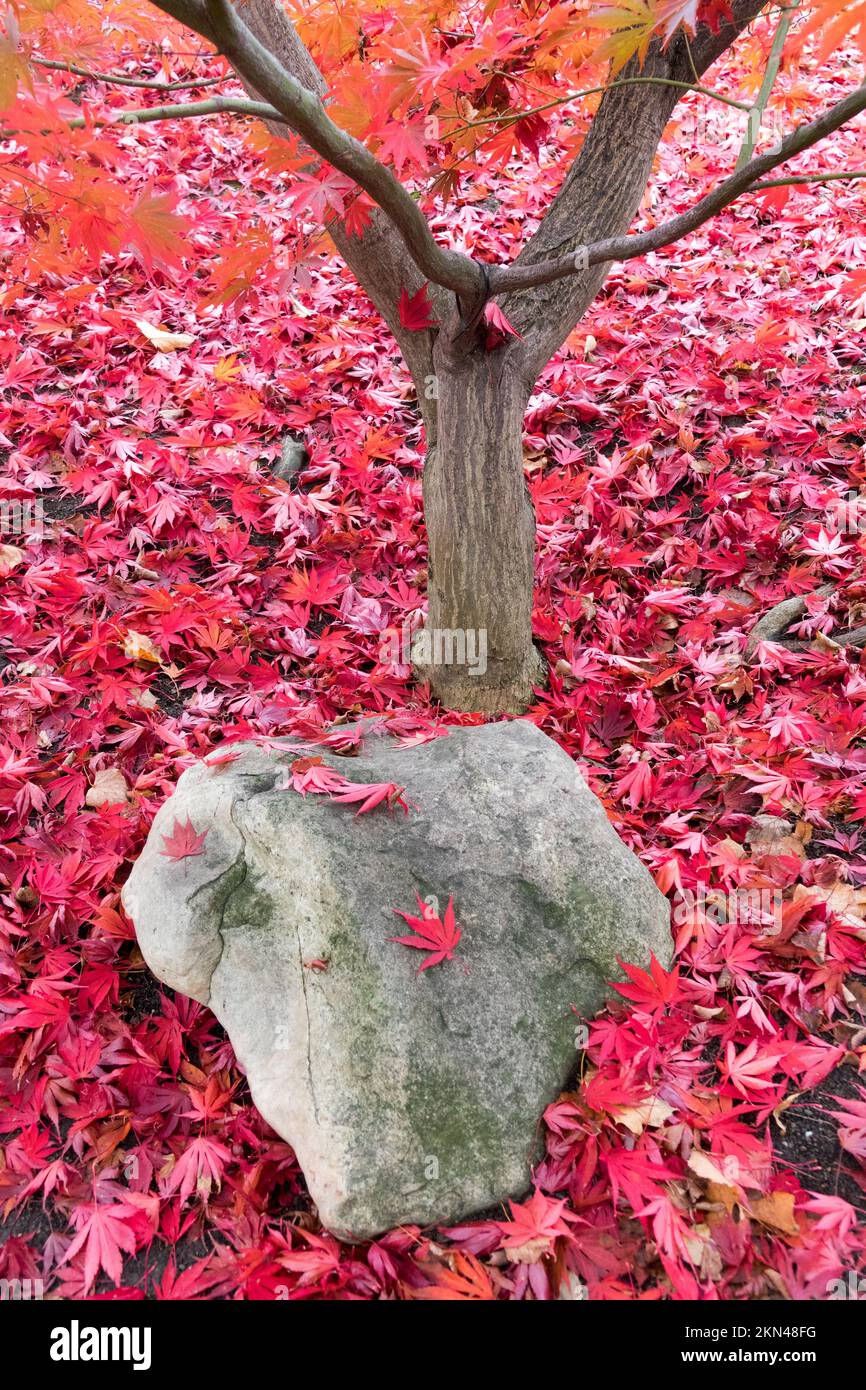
(416, 347, 542, 714)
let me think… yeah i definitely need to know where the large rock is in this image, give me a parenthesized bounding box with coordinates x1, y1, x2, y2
(122, 720, 670, 1238)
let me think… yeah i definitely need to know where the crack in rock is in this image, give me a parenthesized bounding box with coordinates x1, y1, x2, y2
(204, 836, 248, 1006)
(294, 919, 320, 1125)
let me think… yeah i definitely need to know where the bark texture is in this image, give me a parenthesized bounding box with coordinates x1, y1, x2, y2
(419, 350, 541, 713)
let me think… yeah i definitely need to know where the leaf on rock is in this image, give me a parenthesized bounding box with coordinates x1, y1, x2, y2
(388, 893, 461, 972)
(160, 817, 208, 862)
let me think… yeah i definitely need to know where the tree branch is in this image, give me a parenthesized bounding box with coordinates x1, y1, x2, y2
(61, 95, 286, 130)
(149, 0, 482, 303)
(488, 80, 866, 296)
(751, 168, 866, 188)
(177, 0, 445, 438)
(441, 74, 751, 143)
(499, 0, 771, 376)
(32, 56, 224, 91)
(146, 0, 219, 46)
(139, 0, 862, 413)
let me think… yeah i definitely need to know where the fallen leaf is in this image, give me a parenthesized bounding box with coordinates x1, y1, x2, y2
(160, 817, 208, 862)
(750, 1191, 800, 1236)
(134, 317, 195, 352)
(85, 767, 130, 807)
(615, 1096, 675, 1135)
(123, 630, 161, 664)
(0, 543, 24, 575)
(388, 893, 461, 973)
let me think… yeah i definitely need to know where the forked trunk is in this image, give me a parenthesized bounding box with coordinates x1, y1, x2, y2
(228, 0, 768, 719)
(416, 350, 542, 714)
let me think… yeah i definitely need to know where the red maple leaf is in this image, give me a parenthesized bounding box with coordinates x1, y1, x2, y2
(611, 952, 680, 1010)
(398, 283, 437, 331)
(288, 758, 408, 814)
(164, 1134, 231, 1202)
(498, 1188, 574, 1257)
(160, 817, 208, 862)
(720, 1040, 788, 1100)
(484, 300, 521, 339)
(204, 748, 242, 768)
(288, 755, 345, 795)
(343, 192, 375, 238)
(328, 779, 409, 815)
(513, 111, 549, 160)
(411, 1251, 496, 1300)
(843, 267, 866, 302)
(388, 893, 461, 972)
(60, 1200, 139, 1292)
(830, 1091, 866, 1159)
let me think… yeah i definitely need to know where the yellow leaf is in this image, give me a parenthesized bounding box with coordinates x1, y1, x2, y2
(585, 0, 657, 75)
(123, 630, 161, 664)
(0, 39, 18, 111)
(0, 543, 24, 575)
(213, 354, 242, 382)
(134, 318, 195, 353)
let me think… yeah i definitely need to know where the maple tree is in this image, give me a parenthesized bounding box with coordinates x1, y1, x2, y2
(3, 0, 866, 710)
(1, 0, 866, 1305)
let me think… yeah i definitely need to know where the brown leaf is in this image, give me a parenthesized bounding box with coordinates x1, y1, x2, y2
(85, 767, 130, 808)
(0, 543, 24, 575)
(123, 629, 161, 664)
(750, 1191, 800, 1236)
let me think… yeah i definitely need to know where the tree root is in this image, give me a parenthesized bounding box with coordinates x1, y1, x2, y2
(745, 582, 866, 658)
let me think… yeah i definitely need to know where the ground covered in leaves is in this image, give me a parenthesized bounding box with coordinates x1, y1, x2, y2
(2, 51, 866, 1300)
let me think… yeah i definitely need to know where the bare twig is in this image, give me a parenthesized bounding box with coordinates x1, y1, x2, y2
(735, 1, 800, 170)
(751, 168, 866, 189)
(149, 0, 484, 303)
(61, 95, 286, 131)
(442, 74, 750, 143)
(32, 56, 224, 91)
(487, 81, 866, 296)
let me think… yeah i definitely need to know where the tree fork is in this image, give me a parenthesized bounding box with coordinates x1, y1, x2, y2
(144, 0, 866, 716)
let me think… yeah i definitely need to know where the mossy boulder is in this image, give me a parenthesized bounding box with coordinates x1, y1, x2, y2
(122, 719, 670, 1238)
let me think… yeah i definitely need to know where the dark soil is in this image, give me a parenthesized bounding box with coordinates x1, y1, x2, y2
(150, 670, 188, 717)
(42, 492, 97, 523)
(772, 1061, 866, 1212)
